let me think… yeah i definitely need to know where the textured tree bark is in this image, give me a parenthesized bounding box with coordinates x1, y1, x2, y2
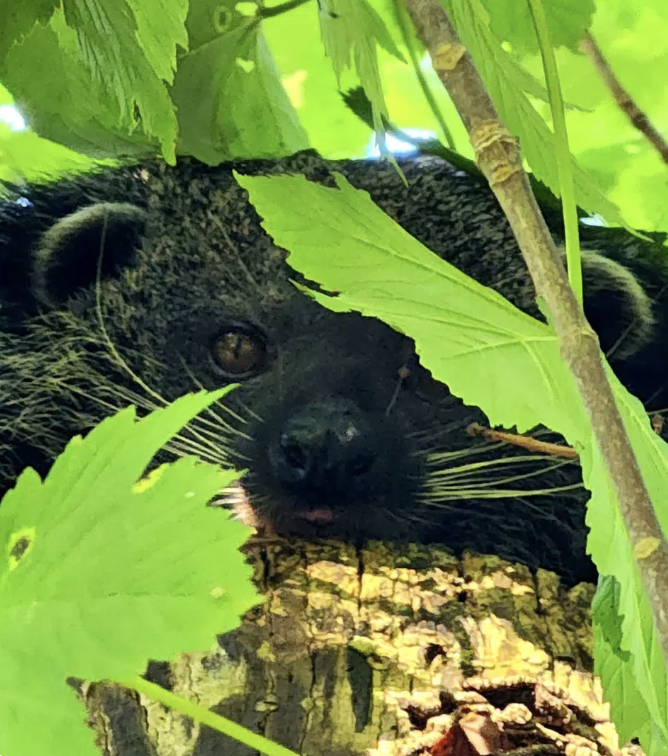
(79, 540, 637, 756)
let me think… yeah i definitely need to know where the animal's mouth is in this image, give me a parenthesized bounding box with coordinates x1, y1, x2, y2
(295, 507, 335, 523)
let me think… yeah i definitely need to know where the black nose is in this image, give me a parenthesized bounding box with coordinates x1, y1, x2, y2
(269, 398, 378, 491)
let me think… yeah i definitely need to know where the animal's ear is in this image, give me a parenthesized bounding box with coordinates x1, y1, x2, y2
(581, 250, 655, 360)
(32, 202, 148, 307)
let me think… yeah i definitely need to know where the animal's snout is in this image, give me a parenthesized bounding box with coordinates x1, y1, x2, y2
(269, 397, 379, 493)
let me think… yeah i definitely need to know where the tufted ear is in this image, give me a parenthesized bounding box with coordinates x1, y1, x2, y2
(32, 202, 148, 307)
(580, 249, 656, 360)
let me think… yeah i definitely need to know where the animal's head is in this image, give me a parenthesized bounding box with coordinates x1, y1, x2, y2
(0, 161, 461, 547)
(1, 155, 660, 583)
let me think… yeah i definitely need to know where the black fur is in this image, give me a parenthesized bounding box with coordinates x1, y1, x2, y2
(1, 151, 667, 585)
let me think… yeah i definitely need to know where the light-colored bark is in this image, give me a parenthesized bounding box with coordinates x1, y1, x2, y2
(81, 541, 637, 756)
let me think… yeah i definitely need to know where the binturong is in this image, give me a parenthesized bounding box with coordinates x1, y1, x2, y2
(1, 150, 667, 586)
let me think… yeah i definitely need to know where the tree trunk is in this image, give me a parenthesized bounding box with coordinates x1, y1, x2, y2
(81, 541, 634, 756)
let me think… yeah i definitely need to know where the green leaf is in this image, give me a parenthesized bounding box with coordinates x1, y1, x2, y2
(0, 668, 97, 756)
(235, 171, 586, 442)
(263, 0, 469, 159)
(442, 0, 626, 227)
(504, 52, 586, 111)
(319, 0, 405, 129)
(0, 389, 259, 756)
(0, 125, 103, 188)
(1, 11, 165, 160)
(0, 77, 111, 187)
(592, 575, 628, 658)
(608, 145, 668, 234)
(0, 0, 186, 162)
(481, 0, 595, 54)
(61, 0, 180, 162)
(0, 0, 59, 54)
(236, 170, 668, 750)
(516, 4, 668, 235)
(584, 383, 668, 752)
(125, 0, 189, 84)
(1, 0, 305, 165)
(171, 0, 308, 164)
(593, 578, 665, 752)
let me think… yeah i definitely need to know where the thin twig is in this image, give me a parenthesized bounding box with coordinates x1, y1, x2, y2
(580, 32, 668, 166)
(259, 0, 313, 20)
(401, 0, 668, 661)
(466, 423, 579, 459)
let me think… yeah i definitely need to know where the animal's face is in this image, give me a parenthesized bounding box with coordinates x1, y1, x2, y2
(2, 160, 485, 549)
(10, 153, 663, 583)
(78, 220, 475, 544)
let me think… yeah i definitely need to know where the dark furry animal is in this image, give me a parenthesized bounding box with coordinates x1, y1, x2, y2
(1, 150, 667, 585)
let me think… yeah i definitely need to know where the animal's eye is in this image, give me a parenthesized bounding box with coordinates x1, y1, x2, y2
(210, 326, 268, 378)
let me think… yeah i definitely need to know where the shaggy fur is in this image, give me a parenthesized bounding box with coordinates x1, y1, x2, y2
(2, 151, 668, 585)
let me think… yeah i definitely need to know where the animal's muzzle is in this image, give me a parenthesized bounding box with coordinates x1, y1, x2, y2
(268, 397, 379, 494)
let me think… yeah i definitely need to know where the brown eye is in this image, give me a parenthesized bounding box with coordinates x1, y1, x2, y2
(210, 327, 268, 378)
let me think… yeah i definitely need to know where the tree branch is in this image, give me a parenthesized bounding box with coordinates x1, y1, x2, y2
(466, 423, 578, 459)
(580, 32, 668, 166)
(400, 0, 668, 658)
(258, 0, 313, 20)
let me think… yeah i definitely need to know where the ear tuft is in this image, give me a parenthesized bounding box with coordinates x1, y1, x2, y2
(32, 202, 148, 306)
(581, 250, 656, 360)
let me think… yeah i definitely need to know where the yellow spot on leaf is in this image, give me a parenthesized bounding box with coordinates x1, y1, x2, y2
(282, 70, 308, 109)
(8, 527, 36, 571)
(132, 465, 166, 494)
(235, 58, 255, 74)
(235, 2, 258, 16)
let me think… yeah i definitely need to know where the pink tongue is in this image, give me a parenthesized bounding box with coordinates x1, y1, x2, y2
(299, 508, 334, 523)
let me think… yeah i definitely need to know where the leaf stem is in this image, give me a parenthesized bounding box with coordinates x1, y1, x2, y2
(259, 0, 314, 20)
(525, 0, 582, 306)
(121, 676, 302, 756)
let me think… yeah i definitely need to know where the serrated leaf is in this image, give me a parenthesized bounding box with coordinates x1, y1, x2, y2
(0, 0, 59, 54)
(594, 621, 657, 749)
(1, 17, 157, 159)
(125, 0, 189, 84)
(593, 577, 668, 752)
(61, 0, 180, 162)
(505, 52, 587, 111)
(481, 0, 595, 54)
(262, 0, 470, 159)
(443, 0, 626, 227)
(319, 0, 405, 126)
(171, 0, 308, 164)
(0, 7, 177, 161)
(236, 170, 668, 750)
(235, 171, 587, 442)
(592, 575, 628, 658)
(0, 389, 259, 756)
(584, 383, 668, 752)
